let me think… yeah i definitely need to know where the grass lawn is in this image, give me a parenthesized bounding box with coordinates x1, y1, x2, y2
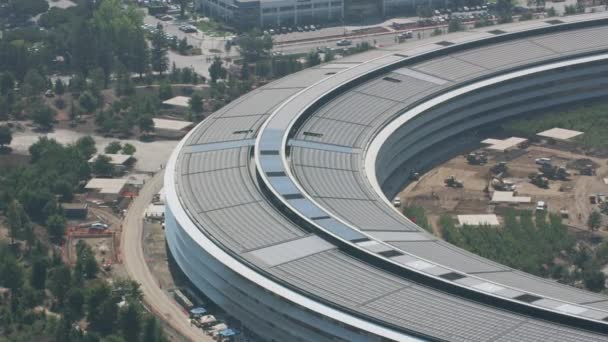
(196, 19, 232, 37)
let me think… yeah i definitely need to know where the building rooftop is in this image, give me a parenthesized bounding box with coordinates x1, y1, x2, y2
(162, 96, 191, 108)
(457, 214, 500, 226)
(88, 154, 132, 165)
(537, 127, 584, 141)
(482, 137, 528, 151)
(169, 15, 608, 341)
(85, 178, 128, 194)
(153, 118, 194, 131)
(491, 191, 532, 203)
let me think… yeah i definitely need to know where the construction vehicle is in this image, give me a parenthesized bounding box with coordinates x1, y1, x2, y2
(529, 172, 549, 188)
(490, 162, 508, 174)
(444, 175, 464, 188)
(581, 164, 596, 176)
(491, 177, 515, 191)
(467, 152, 488, 165)
(539, 163, 570, 180)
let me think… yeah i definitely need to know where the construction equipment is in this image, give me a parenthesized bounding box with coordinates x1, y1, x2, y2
(467, 152, 488, 165)
(529, 172, 549, 188)
(444, 175, 464, 188)
(581, 164, 596, 176)
(491, 177, 515, 191)
(539, 163, 570, 180)
(490, 162, 508, 174)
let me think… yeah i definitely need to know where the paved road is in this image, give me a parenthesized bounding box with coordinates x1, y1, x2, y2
(122, 170, 212, 342)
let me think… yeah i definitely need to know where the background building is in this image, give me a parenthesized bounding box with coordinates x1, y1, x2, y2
(195, 0, 419, 28)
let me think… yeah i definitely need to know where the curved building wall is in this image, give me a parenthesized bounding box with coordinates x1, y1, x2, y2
(376, 58, 608, 198)
(166, 14, 608, 342)
(166, 198, 394, 342)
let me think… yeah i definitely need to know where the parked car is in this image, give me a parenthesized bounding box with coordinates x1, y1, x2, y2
(90, 222, 109, 230)
(393, 197, 401, 208)
(336, 39, 352, 46)
(535, 158, 552, 165)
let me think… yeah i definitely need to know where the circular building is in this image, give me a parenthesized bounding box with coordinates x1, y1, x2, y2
(165, 14, 608, 342)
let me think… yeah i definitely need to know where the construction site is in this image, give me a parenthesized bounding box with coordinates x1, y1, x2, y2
(399, 129, 608, 236)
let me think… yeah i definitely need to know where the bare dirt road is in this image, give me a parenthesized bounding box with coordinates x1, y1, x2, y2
(122, 170, 212, 342)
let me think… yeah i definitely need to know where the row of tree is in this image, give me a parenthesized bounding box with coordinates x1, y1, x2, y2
(440, 209, 607, 292)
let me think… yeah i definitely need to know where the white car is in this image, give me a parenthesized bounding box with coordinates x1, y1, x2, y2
(90, 222, 109, 229)
(536, 201, 547, 211)
(393, 197, 402, 208)
(535, 157, 551, 165)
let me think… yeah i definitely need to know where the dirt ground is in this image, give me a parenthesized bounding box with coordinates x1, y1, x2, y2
(400, 143, 608, 233)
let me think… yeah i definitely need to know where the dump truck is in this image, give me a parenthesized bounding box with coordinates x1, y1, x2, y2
(445, 175, 464, 188)
(490, 162, 508, 174)
(467, 152, 488, 165)
(491, 177, 515, 191)
(539, 163, 570, 180)
(581, 164, 596, 176)
(529, 172, 549, 188)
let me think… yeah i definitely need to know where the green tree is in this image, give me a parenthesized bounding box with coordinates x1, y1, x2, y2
(74, 136, 97, 159)
(105, 141, 122, 154)
(208, 56, 227, 83)
(176, 0, 188, 17)
(53, 179, 74, 202)
(496, 0, 514, 23)
(0, 256, 24, 291)
(7, 200, 29, 245)
(46, 214, 66, 243)
(78, 91, 98, 114)
(142, 315, 164, 342)
(8, 0, 49, 20)
(138, 115, 155, 135)
(0, 125, 12, 148)
(178, 37, 189, 55)
(189, 93, 204, 114)
(75, 240, 98, 279)
(87, 283, 117, 335)
(307, 51, 321, 67)
(30, 257, 47, 290)
(150, 25, 169, 76)
(324, 49, 335, 62)
(0, 73, 15, 95)
(448, 18, 464, 33)
(583, 270, 606, 292)
(119, 303, 141, 341)
(158, 81, 173, 101)
(92, 155, 113, 176)
(54, 79, 66, 95)
(122, 143, 136, 155)
(588, 211, 602, 231)
(30, 101, 56, 130)
(48, 264, 71, 305)
(65, 287, 85, 321)
(22, 69, 47, 97)
(236, 30, 273, 62)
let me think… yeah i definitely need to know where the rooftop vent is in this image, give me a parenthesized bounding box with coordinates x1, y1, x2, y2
(436, 41, 454, 47)
(303, 131, 324, 138)
(383, 76, 402, 83)
(439, 272, 466, 281)
(488, 29, 507, 35)
(514, 294, 542, 303)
